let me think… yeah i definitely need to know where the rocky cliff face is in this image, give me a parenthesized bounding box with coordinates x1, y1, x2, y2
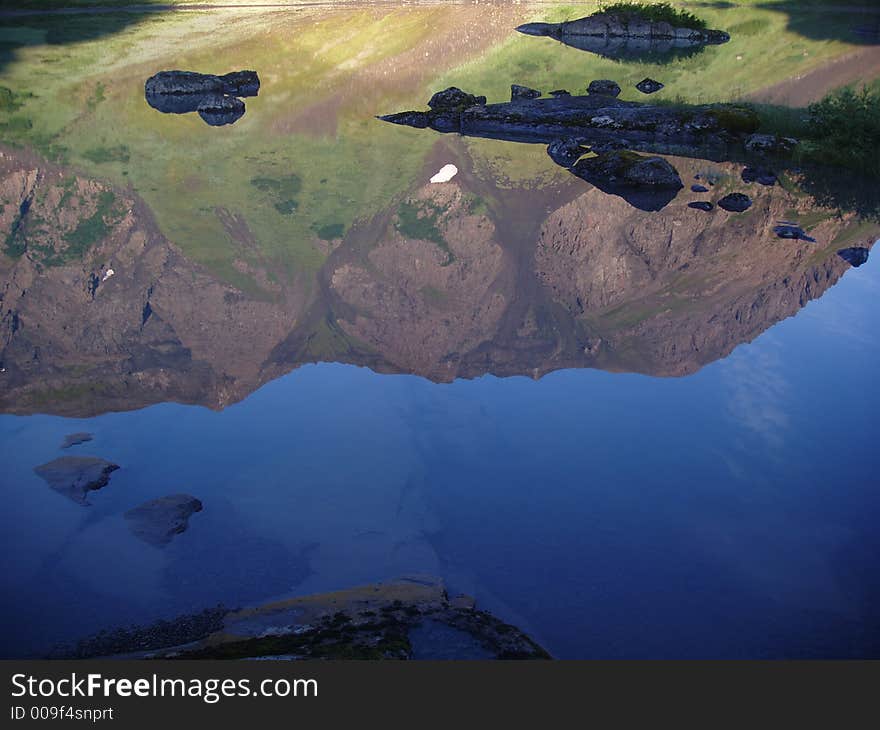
(0, 147, 874, 415)
(534, 156, 872, 375)
(0, 148, 306, 415)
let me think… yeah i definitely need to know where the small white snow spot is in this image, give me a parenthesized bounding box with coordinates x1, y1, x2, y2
(101, 268, 115, 282)
(430, 164, 458, 184)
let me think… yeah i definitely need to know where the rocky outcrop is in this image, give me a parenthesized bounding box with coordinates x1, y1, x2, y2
(33, 456, 119, 505)
(145, 70, 259, 127)
(517, 12, 730, 44)
(124, 494, 203, 547)
(517, 11, 729, 61)
(380, 90, 761, 154)
(89, 577, 550, 660)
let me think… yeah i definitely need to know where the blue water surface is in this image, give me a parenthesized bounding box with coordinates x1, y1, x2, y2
(1, 246, 878, 658)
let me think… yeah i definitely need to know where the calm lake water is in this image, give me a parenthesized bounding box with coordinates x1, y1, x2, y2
(0, 2, 878, 658)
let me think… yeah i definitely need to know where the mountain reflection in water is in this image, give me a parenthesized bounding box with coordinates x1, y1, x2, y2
(0, 142, 874, 416)
(0, 2, 879, 660)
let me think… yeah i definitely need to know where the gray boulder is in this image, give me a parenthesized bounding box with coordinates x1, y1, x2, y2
(511, 84, 542, 101)
(587, 79, 621, 97)
(428, 87, 486, 109)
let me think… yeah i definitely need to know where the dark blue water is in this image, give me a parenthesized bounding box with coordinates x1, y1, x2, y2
(1, 243, 878, 658)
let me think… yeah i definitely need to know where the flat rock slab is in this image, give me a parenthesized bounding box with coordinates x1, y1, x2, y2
(124, 494, 203, 547)
(34, 456, 119, 505)
(61, 432, 93, 449)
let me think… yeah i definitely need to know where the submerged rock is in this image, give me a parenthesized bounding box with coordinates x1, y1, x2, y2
(718, 193, 753, 212)
(689, 201, 714, 211)
(587, 79, 622, 97)
(511, 84, 542, 101)
(61, 432, 93, 449)
(34, 456, 120, 506)
(742, 166, 777, 186)
(124, 494, 203, 547)
(837, 247, 870, 267)
(104, 577, 551, 660)
(636, 78, 665, 95)
(774, 224, 816, 242)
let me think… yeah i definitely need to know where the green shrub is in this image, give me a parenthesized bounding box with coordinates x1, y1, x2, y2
(806, 86, 880, 176)
(598, 2, 707, 30)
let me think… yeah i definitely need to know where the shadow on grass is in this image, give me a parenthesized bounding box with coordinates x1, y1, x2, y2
(0, 11, 163, 73)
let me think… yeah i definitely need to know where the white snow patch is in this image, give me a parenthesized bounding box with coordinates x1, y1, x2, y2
(101, 268, 115, 282)
(430, 164, 458, 184)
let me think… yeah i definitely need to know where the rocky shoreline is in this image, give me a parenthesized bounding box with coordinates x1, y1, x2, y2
(59, 578, 550, 660)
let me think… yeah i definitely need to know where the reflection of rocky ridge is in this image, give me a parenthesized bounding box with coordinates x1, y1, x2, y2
(0, 146, 875, 414)
(0, 147, 306, 415)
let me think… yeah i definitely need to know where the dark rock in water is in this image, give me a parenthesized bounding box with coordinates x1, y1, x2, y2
(571, 150, 683, 211)
(691, 184, 709, 193)
(125, 494, 203, 547)
(636, 78, 664, 94)
(428, 86, 486, 110)
(744, 133, 798, 155)
(689, 201, 714, 211)
(145, 70, 258, 127)
(774, 224, 815, 242)
(34, 456, 120, 506)
(837, 247, 870, 267)
(144, 70, 259, 97)
(718, 193, 753, 212)
(378, 110, 431, 128)
(516, 13, 729, 63)
(61, 432, 93, 449)
(547, 137, 589, 168)
(197, 95, 245, 126)
(742, 166, 777, 186)
(587, 79, 621, 97)
(549, 89, 571, 97)
(511, 84, 542, 101)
